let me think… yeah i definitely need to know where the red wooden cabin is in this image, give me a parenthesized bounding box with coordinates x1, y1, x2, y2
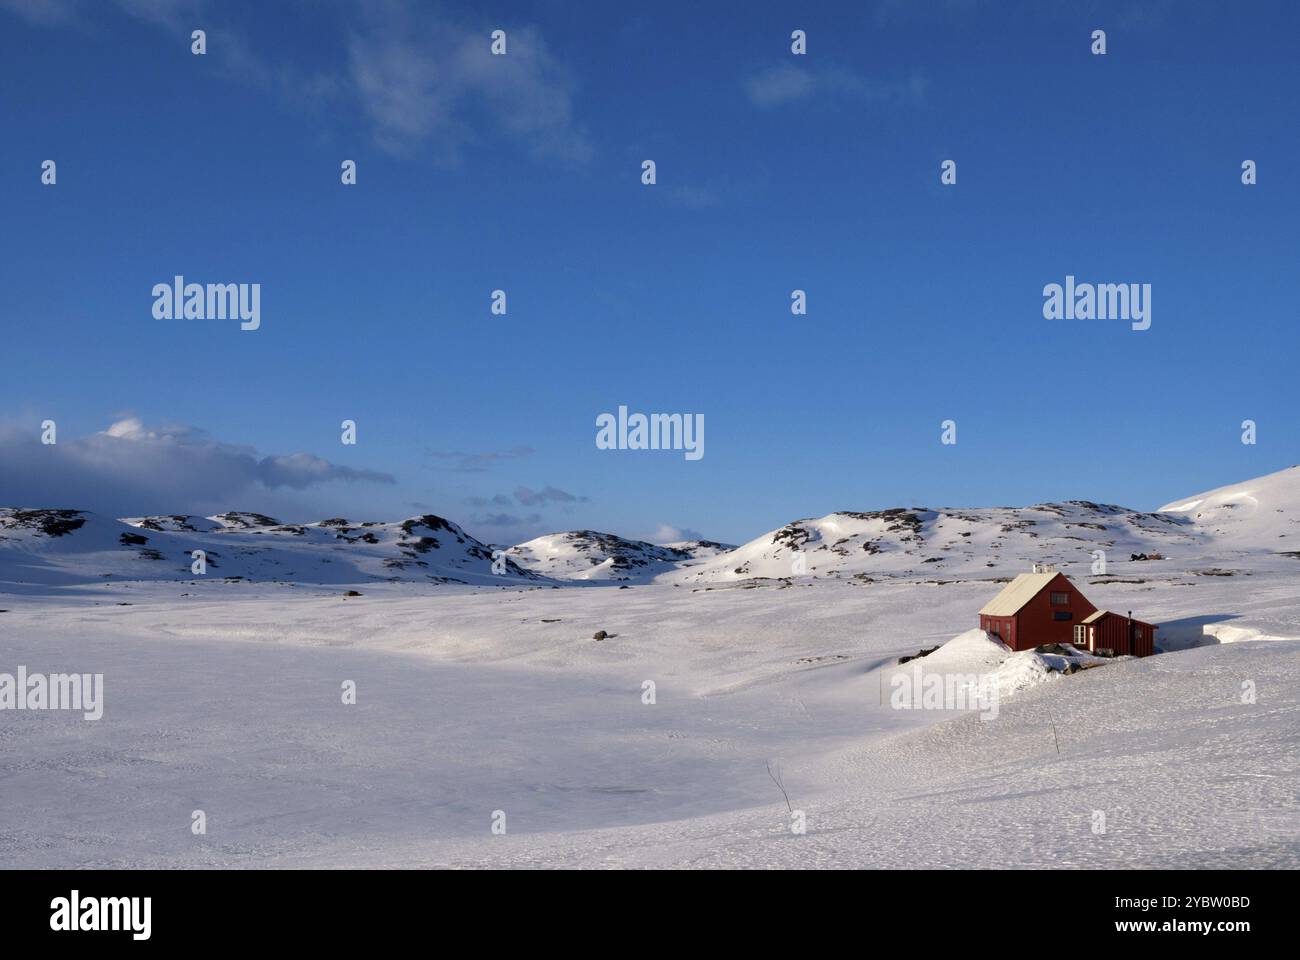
(978, 564, 1155, 657)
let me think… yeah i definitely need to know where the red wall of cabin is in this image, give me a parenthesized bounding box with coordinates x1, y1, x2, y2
(1014, 573, 1096, 648)
(979, 613, 1016, 649)
(1090, 614, 1156, 657)
(980, 573, 1096, 651)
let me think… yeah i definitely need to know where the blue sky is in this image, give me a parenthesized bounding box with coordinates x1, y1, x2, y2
(1, 0, 1298, 545)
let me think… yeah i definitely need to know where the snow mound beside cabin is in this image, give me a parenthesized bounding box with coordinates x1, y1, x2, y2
(911, 628, 1011, 674)
(894, 628, 1116, 701)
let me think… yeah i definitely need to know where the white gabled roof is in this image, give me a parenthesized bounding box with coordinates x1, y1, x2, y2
(979, 572, 1059, 617)
(1082, 609, 1110, 624)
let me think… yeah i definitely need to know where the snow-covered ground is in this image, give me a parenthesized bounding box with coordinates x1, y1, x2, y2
(1, 468, 1298, 868)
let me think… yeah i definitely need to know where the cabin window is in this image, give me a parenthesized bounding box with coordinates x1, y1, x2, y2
(1050, 592, 1070, 605)
(1053, 611, 1073, 621)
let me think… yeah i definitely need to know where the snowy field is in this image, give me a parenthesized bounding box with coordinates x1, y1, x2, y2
(1, 468, 1298, 868)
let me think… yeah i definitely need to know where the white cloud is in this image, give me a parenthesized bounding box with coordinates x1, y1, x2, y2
(346, 13, 591, 163)
(652, 523, 705, 544)
(0, 0, 196, 27)
(666, 184, 722, 209)
(745, 63, 926, 108)
(744, 64, 816, 107)
(112, 0, 198, 27)
(0, 417, 394, 517)
(465, 511, 545, 547)
(0, 0, 80, 25)
(513, 485, 587, 507)
(427, 446, 535, 473)
(1, 0, 591, 164)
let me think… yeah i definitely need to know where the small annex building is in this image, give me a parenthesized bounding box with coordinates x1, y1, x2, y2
(1075, 609, 1156, 658)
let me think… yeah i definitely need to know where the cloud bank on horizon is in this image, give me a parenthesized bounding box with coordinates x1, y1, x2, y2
(0, 417, 395, 520)
(0, 416, 701, 547)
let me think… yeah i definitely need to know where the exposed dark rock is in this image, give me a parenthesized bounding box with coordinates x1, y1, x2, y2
(1, 509, 87, 537)
(213, 512, 281, 528)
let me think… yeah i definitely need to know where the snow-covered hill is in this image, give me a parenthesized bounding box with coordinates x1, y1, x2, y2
(121, 514, 225, 533)
(0, 509, 538, 586)
(3, 466, 1298, 588)
(506, 530, 733, 582)
(671, 466, 1300, 584)
(660, 539, 733, 560)
(1159, 463, 1300, 550)
(673, 501, 1197, 584)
